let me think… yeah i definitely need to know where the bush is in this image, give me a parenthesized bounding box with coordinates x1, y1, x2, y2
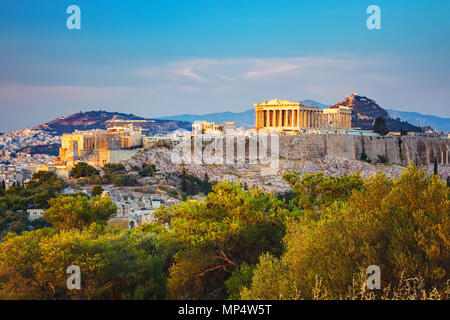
(110, 174, 138, 186)
(103, 163, 125, 174)
(377, 154, 388, 164)
(91, 185, 104, 197)
(70, 162, 99, 179)
(139, 164, 157, 177)
(360, 152, 371, 163)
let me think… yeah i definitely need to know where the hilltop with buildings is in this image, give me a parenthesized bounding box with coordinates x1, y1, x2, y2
(36, 110, 192, 135)
(0, 94, 448, 231)
(160, 94, 441, 133)
(1, 93, 449, 191)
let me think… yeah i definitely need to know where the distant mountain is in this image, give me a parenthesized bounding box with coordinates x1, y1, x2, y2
(300, 99, 330, 108)
(387, 109, 450, 133)
(35, 110, 192, 135)
(158, 109, 255, 128)
(158, 99, 330, 128)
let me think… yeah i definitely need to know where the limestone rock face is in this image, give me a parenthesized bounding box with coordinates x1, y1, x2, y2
(126, 134, 450, 194)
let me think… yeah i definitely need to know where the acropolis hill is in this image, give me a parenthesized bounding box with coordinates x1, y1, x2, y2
(24, 94, 449, 191)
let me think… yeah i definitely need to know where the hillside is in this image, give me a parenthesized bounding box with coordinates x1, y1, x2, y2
(332, 93, 421, 132)
(35, 111, 192, 135)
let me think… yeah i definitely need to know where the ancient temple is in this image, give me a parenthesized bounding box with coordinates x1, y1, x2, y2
(254, 99, 352, 131)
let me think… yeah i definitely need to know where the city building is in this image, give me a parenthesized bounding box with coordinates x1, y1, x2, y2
(26, 209, 45, 221)
(254, 99, 352, 131)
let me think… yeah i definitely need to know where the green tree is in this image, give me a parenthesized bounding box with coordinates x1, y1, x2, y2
(154, 181, 293, 299)
(282, 171, 364, 211)
(400, 127, 408, 136)
(103, 163, 125, 175)
(139, 164, 157, 177)
(91, 185, 104, 197)
(377, 154, 388, 164)
(110, 173, 137, 186)
(200, 173, 212, 195)
(43, 195, 116, 231)
(373, 117, 389, 136)
(242, 165, 449, 299)
(70, 162, 99, 179)
(0, 224, 168, 299)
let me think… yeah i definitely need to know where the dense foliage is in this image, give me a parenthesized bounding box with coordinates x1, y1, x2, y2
(44, 195, 116, 231)
(154, 181, 293, 299)
(70, 162, 99, 179)
(0, 224, 168, 299)
(180, 169, 213, 197)
(242, 166, 449, 299)
(0, 164, 448, 300)
(0, 171, 66, 237)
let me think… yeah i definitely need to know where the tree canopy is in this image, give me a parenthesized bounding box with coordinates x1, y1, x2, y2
(43, 195, 116, 231)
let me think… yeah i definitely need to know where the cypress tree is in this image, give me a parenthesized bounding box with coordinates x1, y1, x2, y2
(373, 117, 389, 136)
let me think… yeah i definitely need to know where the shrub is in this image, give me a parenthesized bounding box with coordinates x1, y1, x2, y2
(103, 163, 125, 174)
(110, 174, 138, 186)
(139, 164, 157, 177)
(360, 152, 371, 163)
(91, 185, 104, 197)
(70, 162, 99, 179)
(377, 154, 388, 164)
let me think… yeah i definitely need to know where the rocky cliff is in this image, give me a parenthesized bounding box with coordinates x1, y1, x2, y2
(124, 134, 450, 193)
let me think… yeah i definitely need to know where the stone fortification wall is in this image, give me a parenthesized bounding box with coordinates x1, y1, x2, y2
(279, 134, 450, 166)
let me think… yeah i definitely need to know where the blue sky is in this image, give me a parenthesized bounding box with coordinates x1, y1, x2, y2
(0, 0, 449, 131)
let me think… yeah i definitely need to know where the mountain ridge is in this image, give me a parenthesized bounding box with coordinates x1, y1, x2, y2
(34, 110, 192, 135)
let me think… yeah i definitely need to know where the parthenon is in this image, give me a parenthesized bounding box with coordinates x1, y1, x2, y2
(255, 99, 352, 131)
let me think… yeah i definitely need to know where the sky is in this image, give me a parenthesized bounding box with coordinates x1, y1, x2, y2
(0, 0, 450, 131)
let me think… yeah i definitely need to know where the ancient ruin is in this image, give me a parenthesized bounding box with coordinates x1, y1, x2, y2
(254, 99, 352, 131)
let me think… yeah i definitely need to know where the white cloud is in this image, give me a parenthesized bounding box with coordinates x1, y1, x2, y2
(1, 54, 449, 131)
